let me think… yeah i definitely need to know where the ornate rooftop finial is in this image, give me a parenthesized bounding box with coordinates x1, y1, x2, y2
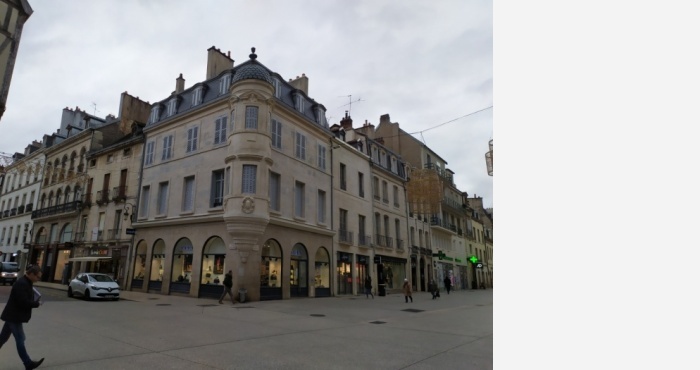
(249, 47, 257, 60)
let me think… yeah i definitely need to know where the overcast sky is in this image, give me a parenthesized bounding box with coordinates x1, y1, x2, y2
(1, 0, 492, 208)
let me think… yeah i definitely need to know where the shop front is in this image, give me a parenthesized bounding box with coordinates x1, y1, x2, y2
(376, 255, 407, 294)
(198, 237, 226, 299)
(314, 248, 331, 297)
(169, 238, 194, 295)
(131, 240, 147, 290)
(336, 252, 353, 295)
(289, 243, 308, 297)
(148, 239, 166, 293)
(260, 239, 283, 301)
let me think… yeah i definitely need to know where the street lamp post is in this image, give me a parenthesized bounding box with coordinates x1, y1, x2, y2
(121, 202, 136, 288)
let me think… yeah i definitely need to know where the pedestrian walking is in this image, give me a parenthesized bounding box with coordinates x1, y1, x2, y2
(402, 278, 413, 303)
(429, 280, 440, 299)
(444, 276, 452, 295)
(364, 275, 374, 299)
(218, 270, 235, 305)
(0, 264, 45, 370)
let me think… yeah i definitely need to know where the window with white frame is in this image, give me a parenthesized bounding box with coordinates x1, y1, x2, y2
(315, 107, 326, 126)
(295, 94, 304, 112)
(161, 135, 173, 160)
(157, 182, 169, 215)
(145, 141, 155, 165)
(211, 170, 224, 207)
(271, 119, 282, 149)
(295, 132, 306, 160)
(242, 165, 257, 194)
(294, 181, 305, 218)
(183, 176, 195, 212)
(214, 116, 227, 145)
(273, 78, 281, 98)
(317, 190, 326, 223)
(186, 127, 198, 153)
(245, 106, 258, 129)
(167, 99, 177, 117)
(269, 171, 280, 211)
(149, 106, 160, 124)
(192, 86, 203, 106)
(219, 74, 231, 95)
(317, 145, 326, 170)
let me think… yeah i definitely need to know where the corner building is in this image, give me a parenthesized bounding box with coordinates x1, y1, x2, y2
(132, 48, 334, 301)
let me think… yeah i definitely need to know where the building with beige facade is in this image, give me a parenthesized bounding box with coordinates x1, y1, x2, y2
(0, 0, 32, 120)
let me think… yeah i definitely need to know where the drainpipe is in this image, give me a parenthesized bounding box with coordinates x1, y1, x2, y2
(125, 131, 146, 291)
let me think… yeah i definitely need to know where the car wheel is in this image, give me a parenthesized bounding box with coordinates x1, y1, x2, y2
(84, 289, 91, 301)
(67, 287, 73, 298)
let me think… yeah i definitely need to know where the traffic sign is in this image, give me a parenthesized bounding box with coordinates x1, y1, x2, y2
(126, 228, 136, 235)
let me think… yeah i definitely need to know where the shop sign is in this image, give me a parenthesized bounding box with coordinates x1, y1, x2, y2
(125, 228, 136, 235)
(373, 256, 381, 264)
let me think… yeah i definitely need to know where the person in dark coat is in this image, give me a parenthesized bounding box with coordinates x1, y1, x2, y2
(429, 280, 440, 299)
(218, 270, 235, 305)
(364, 276, 374, 299)
(0, 264, 45, 369)
(444, 276, 452, 295)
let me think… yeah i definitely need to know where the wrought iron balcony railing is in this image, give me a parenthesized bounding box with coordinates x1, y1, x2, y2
(31, 201, 81, 219)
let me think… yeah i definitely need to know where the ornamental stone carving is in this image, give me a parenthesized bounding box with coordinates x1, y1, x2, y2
(242, 196, 255, 214)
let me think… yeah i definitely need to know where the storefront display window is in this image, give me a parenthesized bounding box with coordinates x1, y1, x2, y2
(201, 237, 226, 285)
(261, 240, 282, 287)
(290, 244, 308, 297)
(337, 252, 352, 295)
(356, 254, 369, 289)
(314, 248, 330, 288)
(133, 241, 147, 280)
(171, 238, 194, 283)
(150, 240, 165, 282)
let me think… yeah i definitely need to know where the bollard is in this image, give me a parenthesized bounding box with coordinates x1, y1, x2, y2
(238, 288, 247, 303)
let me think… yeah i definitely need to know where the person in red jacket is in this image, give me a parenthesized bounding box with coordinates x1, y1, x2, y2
(0, 265, 45, 369)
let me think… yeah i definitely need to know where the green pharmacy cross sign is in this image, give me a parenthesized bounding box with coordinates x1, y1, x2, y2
(469, 255, 479, 264)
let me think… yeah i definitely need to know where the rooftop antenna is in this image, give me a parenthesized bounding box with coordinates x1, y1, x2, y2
(336, 95, 364, 116)
(91, 102, 100, 116)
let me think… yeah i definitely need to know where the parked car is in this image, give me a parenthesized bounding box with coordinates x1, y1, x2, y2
(68, 273, 120, 300)
(0, 262, 19, 285)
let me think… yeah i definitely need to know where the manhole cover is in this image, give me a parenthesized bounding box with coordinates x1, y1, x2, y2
(370, 321, 386, 324)
(197, 304, 219, 307)
(402, 309, 424, 313)
(310, 314, 326, 317)
(155, 303, 171, 306)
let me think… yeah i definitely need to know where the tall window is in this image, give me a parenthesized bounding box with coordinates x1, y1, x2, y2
(317, 145, 326, 170)
(219, 74, 231, 95)
(358, 172, 364, 197)
(295, 132, 306, 160)
(271, 119, 282, 149)
(393, 185, 399, 206)
(359, 215, 366, 244)
(269, 172, 281, 211)
(157, 182, 169, 215)
(242, 165, 257, 194)
(339, 163, 346, 190)
(373, 176, 379, 200)
(192, 86, 203, 106)
(245, 106, 258, 129)
(161, 135, 173, 160)
(395, 219, 401, 245)
(294, 181, 305, 218)
(382, 181, 388, 203)
(214, 116, 227, 145)
(186, 126, 198, 153)
(317, 190, 326, 223)
(145, 141, 155, 165)
(384, 215, 390, 244)
(295, 94, 304, 112)
(211, 170, 224, 207)
(183, 176, 195, 212)
(273, 78, 282, 98)
(339, 209, 348, 232)
(149, 106, 160, 124)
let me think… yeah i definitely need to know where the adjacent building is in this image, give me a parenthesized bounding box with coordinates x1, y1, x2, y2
(0, 0, 33, 120)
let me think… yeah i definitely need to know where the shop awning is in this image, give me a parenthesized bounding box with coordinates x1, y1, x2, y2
(67, 257, 112, 262)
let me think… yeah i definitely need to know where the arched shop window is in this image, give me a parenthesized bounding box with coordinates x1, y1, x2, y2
(132, 240, 147, 288)
(314, 247, 331, 297)
(261, 239, 283, 300)
(201, 237, 226, 284)
(290, 243, 308, 297)
(150, 240, 166, 282)
(171, 238, 194, 284)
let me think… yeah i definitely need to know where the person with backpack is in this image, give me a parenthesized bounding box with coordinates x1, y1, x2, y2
(218, 270, 235, 305)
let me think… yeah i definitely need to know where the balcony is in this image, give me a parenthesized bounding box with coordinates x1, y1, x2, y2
(1, 210, 7, 218)
(386, 236, 393, 248)
(112, 186, 127, 203)
(430, 216, 457, 233)
(18, 205, 25, 214)
(96, 190, 110, 206)
(338, 229, 353, 245)
(9, 208, 16, 216)
(375, 234, 387, 247)
(31, 201, 81, 219)
(396, 239, 404, 250)
(358, 234, 371, 247)
(81, 194, 92, 208)
(25, 203, 33, 212)
(96, 230, 104, 241)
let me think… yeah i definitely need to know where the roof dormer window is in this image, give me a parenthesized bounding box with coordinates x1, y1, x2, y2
(295, 94, 304, 113)
(149, 105, 161, 124)
(273, 78, 282, 98)
(315, 106, 326, 126)
(167, 99, 177, 117)
(219, 73, 231, 95)
(192, 86, 204, 107)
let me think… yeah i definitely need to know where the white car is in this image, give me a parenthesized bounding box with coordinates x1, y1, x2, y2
(0, 262, 19, 285)
(68, 273, 120, 300)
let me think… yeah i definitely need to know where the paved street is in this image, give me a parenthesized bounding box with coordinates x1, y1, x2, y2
(0, 283, 492, 370)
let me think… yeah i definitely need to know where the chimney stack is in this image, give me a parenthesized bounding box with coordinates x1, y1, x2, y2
(176, 73, 185, 94)
(289, 73, 309, 95)
(206, 46, 234, 80)
(340, 111, 353, 130)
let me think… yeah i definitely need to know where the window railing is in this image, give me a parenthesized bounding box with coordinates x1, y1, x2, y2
(108, 229, 121, 240)
(112, 186, 127, 202)
(9, 208, 16, 216)
(18, 205, 25, 214)
(396, 239, 404, 250)
(96, 230, 104, 241)
(385, 236, 393, 248)
(338, 229, 353, 244)
(96, 190, 110, 205)
(358, 234, 371, 247)
(31, 201, 81, 219)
